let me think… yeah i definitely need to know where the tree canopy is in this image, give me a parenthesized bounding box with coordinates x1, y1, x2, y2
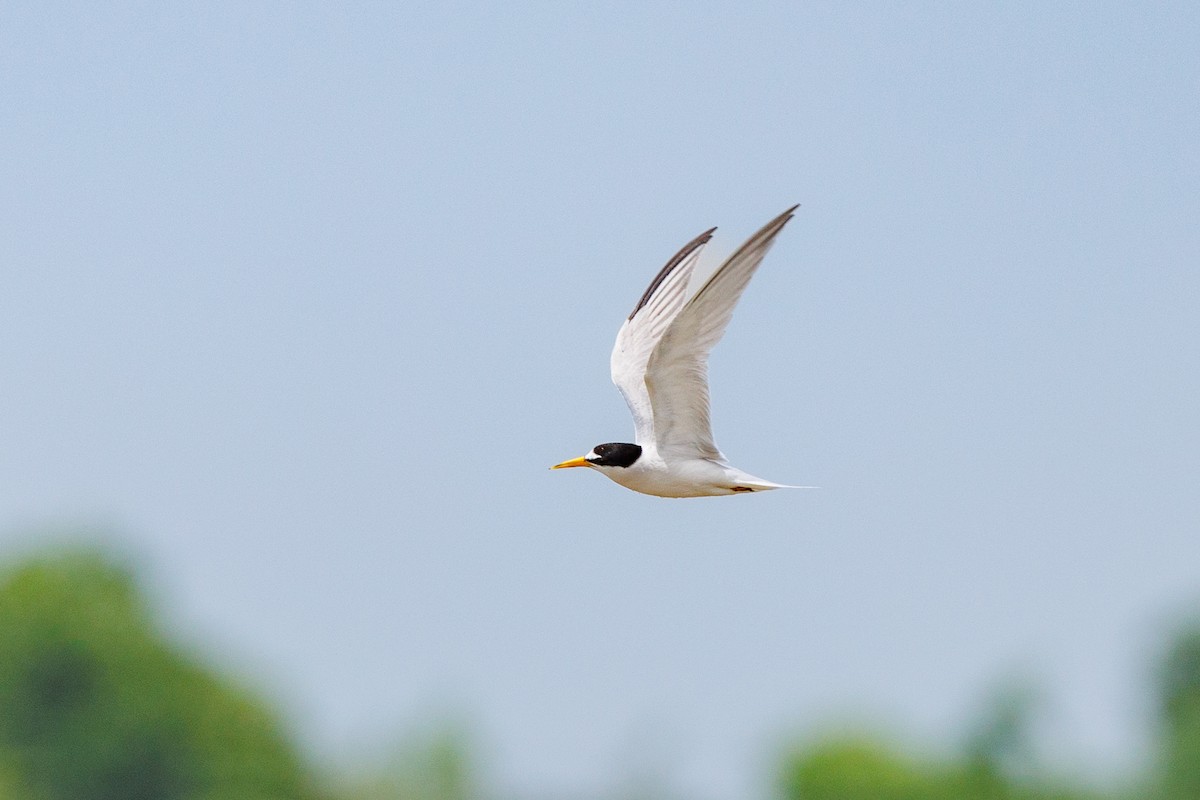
(0, 551, 317, 800)
(2, 545, 1200, 800)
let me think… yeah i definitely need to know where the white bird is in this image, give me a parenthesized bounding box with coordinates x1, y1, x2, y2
(552, 205, 804, 497)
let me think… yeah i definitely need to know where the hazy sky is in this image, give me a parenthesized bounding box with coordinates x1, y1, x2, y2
(2, 3, 1199, 798)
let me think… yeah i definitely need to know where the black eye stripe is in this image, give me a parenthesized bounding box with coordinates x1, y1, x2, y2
(590, 443, 642, 468)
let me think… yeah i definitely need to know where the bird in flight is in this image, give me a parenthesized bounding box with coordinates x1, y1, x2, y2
(552, 205, 805, 497)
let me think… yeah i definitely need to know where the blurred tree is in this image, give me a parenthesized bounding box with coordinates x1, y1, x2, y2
(14, 544, 1200, 800)
(779, 718, 1098, 800)
(1154, 622, 1200, 799)
(338, 724, 476, 800)
(778, 734, 966, 800)
(963, 680, 1039, 785)
(0, 550, 319, 800)
(960, 681, 1101, 800)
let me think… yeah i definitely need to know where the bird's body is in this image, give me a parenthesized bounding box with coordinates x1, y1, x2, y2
(553, 206, 803, 497)
(592, 449, 794, 497)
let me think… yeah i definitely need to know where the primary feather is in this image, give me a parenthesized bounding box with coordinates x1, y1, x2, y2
(610, 226, 714, 447)
(615, 205, 798, 460)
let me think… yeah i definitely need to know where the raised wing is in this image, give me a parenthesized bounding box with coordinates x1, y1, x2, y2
(610, 226, 715, 446)
(645, 205, 798, 459)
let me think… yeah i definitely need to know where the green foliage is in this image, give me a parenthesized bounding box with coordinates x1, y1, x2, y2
(0, 551, 317, 800)
(1154, 624, 1200, 799)
(778, 732, 1099, 800)
(963, 679, 1039, 781)
(6, 543, 1200, 800)
(339, 725, 476, 800)
(778, 682, 1102, 800)
(779, 735, 963, 800)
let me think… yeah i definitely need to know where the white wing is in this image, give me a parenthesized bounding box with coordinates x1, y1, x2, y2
(646, 205, 798, 459)
(610, 226, 715, 446)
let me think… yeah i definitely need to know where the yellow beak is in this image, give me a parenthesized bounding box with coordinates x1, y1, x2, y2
(551, 456, 590, 470)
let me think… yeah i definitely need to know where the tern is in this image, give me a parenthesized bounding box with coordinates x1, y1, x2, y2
(552, 205, 804, 497)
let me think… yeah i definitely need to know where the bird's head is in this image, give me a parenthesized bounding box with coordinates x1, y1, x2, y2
(551, 442, 642, 471)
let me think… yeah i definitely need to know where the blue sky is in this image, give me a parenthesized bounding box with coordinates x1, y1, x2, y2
(2, 3, 1199, 798)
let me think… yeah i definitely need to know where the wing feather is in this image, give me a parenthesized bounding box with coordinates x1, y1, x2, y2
(645, 205, 798, 459)
(610, 227, 715, 446)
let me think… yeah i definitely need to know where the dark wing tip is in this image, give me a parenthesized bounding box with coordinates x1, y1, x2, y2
(750, 204, 801, 242)
(628, 225, 717, 321)
(772, 205, 801, 224)
(681, 205, 801, 309)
